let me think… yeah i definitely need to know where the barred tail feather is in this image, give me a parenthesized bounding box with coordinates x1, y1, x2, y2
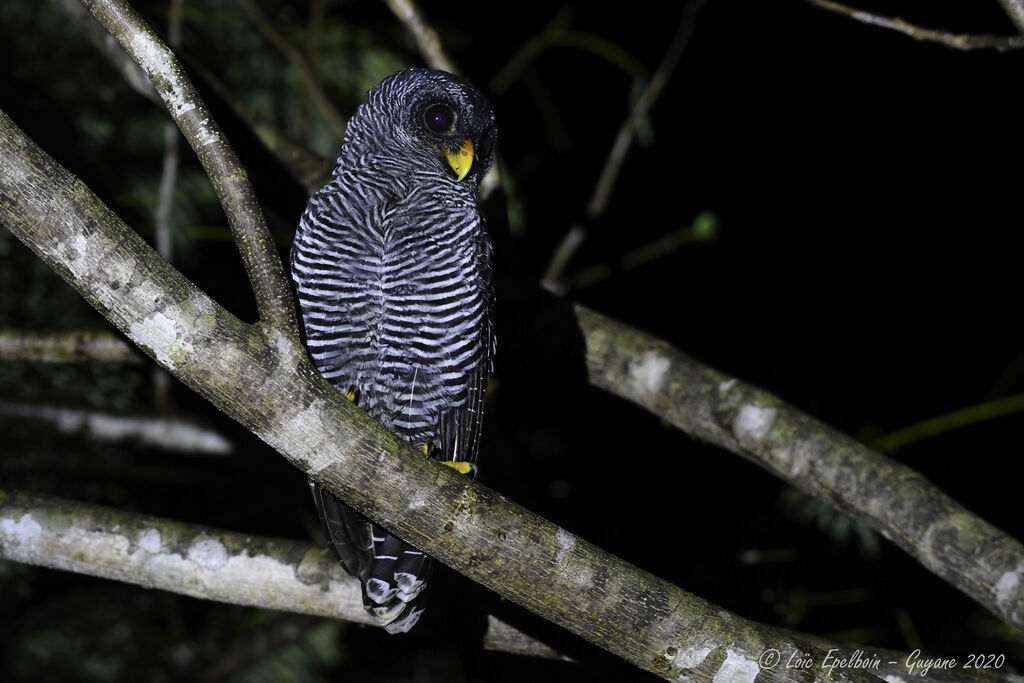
(309, 478, 432, 633)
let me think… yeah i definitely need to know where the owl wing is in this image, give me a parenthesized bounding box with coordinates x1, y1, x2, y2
(436, 231, 494, 470)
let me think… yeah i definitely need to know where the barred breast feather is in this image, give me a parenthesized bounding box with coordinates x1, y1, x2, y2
(292, 170, 493, 463)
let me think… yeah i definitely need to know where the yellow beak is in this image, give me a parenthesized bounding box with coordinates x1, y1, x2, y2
(444, 139, 474, 182)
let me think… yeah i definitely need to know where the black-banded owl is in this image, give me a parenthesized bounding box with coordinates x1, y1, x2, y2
(291, 69, 497, 633)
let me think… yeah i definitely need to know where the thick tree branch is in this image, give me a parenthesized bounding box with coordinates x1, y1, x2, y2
(0, 488, 714, 673)
(81, 0, 299, 336)
(575, 307, 1024, 634)
(0, 489, 369, 623)
(0, 489, 562, 660)
(6, 490, 1010, 682)
(803, 0, 1024, 51)
(0, 106, 878, 682)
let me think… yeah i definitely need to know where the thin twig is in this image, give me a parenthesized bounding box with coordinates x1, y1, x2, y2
(539, 225, 584, 294)
(867, 393, 1024, 453)
(306, 0, 327, 70)
(235, 0, 347, 141)
(49, 0, 160, 105)
(568, 212, 719, 290)
(383, 0, 460, 73)
(541, 1, 706, 292)
(490, 9, 649, 96)
(489, 9, 572, 96)
(153, 0, 183, 267)
(81, 0, 299, 337)
(804, 0, 1024, 51)
(181, 58, 334, 195)
(586, 0, 705, 219)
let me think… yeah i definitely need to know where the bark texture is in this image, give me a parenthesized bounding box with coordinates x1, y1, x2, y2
(576, 306, 1024, 633)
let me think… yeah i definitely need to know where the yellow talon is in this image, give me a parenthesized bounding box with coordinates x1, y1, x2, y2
(344, 390, 356, 402)
(422, 443, 435, 455)
(441, 461, 473, 475)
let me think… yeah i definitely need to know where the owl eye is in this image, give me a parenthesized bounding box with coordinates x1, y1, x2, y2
(477, 127, 494, 158)
(424, 103, 455, 133)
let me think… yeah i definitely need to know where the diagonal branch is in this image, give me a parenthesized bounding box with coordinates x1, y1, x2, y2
(49, 0, 160, 105)
(585, 0, 705, 220)
(803, 0, 1024, 51)
(235, 0, 347, 141)
(0, 105, 879, 682)
(999, 0, 1024, 34)
(576, 307, 1024, 635)
(383, 0, 460, 74)
(542, 1, 705, 292)
(81, 0, 299, 336)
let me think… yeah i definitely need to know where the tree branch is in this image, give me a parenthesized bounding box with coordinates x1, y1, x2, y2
(999, 0, 1024, 34)
(383, 0, 460, 74)
(81, 0, 299, 336)
(803, 0, 1024, 51)
(4, 490, 1010, 682)
(0, 489, 370, 622)
(49, 0, 161, 105)
(575, 306, 1024, 634)
(542, 1, 705, 292)
(0, 105, 880, 682)
(0, 328, 142, 363)
(0, 489, 563, 660)
(235, 0, 347, 141)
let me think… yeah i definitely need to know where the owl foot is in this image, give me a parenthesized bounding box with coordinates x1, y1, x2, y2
(441, 460, 473, 475)
(420, 442, 472, 474)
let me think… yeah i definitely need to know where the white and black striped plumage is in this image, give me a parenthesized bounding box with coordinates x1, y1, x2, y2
(291, 69, 497, 633)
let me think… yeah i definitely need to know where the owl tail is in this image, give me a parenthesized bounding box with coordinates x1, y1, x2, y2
(308, 479, 431, 633)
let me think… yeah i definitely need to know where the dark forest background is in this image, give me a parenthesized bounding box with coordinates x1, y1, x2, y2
(2, 1, 1023, 681)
